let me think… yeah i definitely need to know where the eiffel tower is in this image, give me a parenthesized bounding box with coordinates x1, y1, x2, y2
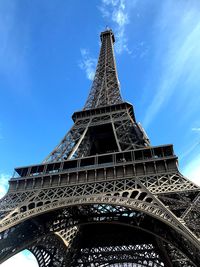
(0, 29, 200, 267)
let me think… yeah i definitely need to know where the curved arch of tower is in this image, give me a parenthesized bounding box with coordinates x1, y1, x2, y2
(0, 29, 199, 266)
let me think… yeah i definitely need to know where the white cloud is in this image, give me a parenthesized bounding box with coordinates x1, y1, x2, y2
(180, 141, 200, 161)
(192, 128, 200, 132)
(99, 0, 133, 54)
(143, 1, 200, 128)
(0, 173, 10, 199)
(79, 49, 96, 81)
(182, 154, 200, 186)
(1, 250, 38, 267)
(131, 41, 149, 59)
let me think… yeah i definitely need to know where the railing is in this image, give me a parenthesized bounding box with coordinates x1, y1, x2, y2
(12, 145, 175, 180)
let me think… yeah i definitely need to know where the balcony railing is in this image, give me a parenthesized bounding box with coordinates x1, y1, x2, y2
(12, 145, 175, 180)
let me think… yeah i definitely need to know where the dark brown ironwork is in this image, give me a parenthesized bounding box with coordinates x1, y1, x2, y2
(0, 29, 199, 266)
(84, 30, 123, 110)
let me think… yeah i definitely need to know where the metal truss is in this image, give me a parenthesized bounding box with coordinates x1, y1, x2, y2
(71, 244, 165, 267)
(1, 203, 198, 266)
(43, 28, 150, 163)
(43, 103, 150, 162)
(0, 29, 199, 266)
(0, 168, 200, 265)
(43, 118, 91, 162)
(30, 234, 69, 267)
(1, 144, 200, 265)
(84, 29, 122, 110)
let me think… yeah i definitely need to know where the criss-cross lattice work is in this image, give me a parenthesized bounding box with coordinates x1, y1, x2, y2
(84, 29, 123, 110)
(42, 30, 149, 163)
(43, 103, 150, 162)
(0, 28, 200, 267)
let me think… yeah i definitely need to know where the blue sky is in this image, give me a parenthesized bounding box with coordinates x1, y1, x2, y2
(1, 0, 200, 265)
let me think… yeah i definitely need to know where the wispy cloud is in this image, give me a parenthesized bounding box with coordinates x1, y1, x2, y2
(192, 128, 200, 132)
(81, 0, 134, 79)
(181, 127, 200, 186)
(182, 154, 200, 186)
(143, 1, 200, 128)
(180, 141, 200, 161)
(79, 49, 96, 81)
(99, 0, 133, 54)
(1, 250, 38, 267)
(0, 173, 10, 199)
(131, 41, 149, 59)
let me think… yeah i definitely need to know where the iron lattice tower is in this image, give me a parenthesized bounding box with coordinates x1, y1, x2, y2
(0, 29, 200, 267)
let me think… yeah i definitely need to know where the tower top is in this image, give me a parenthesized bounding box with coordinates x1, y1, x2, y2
(100, 29, 115, 43)
(84, 29, 122, 110)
